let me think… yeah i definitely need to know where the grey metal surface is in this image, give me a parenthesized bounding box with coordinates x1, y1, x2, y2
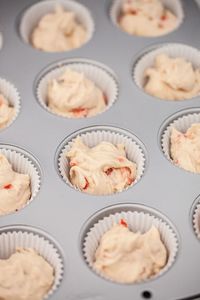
(0, 0, 200, 299)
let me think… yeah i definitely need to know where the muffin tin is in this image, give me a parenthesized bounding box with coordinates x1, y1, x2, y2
(1, 0, 200, 299)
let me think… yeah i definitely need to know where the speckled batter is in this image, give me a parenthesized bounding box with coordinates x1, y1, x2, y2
(119, 0, 177, 37)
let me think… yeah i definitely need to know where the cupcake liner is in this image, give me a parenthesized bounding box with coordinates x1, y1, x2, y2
(160, 109, 200, 162)
(36, 59, 119, 118)
(0, 145, 41, 215)
(0, 225, 64, 299)
(192, 198, 200, 239)
(57, 126, 146, 194)
(82, 207, 178, 283)
(110, 0, 184, 36)
(19, 0, 94, 50)
(0, 77, 21, 130)
(133, 43, 200, 96)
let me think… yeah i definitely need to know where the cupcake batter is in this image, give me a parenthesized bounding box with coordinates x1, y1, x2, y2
(0, 94, 15, 129)
(66, 137, 136, 194)
(119, 0, 177, 37)
(0, 154, 31, 215)
(31, 5, 86, 52)
(94, 220, 167, 283)
(47, 69, 106, 118)
(170, 123, 200, 173)
(0, 248, 54, 300)
(144, 54, 200, 100)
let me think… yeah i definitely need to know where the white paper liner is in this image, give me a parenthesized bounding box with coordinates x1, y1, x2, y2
(36, 59, 119, 118)
(161, 110, 200, 167)
(193, 200, 200, 239)
(0, 227, 64, 299)
(133, 43, 200, 101)
(19, 0, 94, 51)
(0, 146, 41, 215)
(83, 210, 178, 283)
(110, 0, 184, 36)
(58, 127, 146, 194)
(0, 78, 21, 130)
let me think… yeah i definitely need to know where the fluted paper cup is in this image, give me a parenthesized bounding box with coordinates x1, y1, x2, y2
(82, 205, 178, 283)
(133, 43, 200, 100)
(56, 126, 146, 195)
(0, 77, 21, 130)
(0, 225, 64, 299)
(192, 197, 200, 239)
(19, 0, 95, 51)
(36, 59, 118, 118)
(110, 0, 184, 36)
(0, 145, 41, 215)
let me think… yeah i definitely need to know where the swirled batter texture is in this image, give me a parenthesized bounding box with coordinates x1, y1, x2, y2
(144, 54, 200, 100)
(66, 137, 136, 194)
(0, 94, 14, 129)
(94, 220, 167, 283)
(170, 123, 200, 173)
(31, 5, 86, 52)
(0, 154, 31, 215)
(47, 69, 106, 118)
(0, 248, 54, 300)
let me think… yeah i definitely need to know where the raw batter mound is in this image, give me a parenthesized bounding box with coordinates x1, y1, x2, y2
(31, 5, 87, 52)
(66, 137, 136, 194)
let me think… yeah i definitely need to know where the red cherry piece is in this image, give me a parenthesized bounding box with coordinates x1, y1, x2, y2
(120, 219, 128, 227)
(105, 168, 113, 175)
(83, 178, 89, 190)
(3, 184, 13, 189)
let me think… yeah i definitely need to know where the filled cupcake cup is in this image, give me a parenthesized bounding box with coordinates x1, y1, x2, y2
(0, 145, 41, 215)
(0, 225, 64, 299)
(133, 43, 200, 100)
(0, 77, 21, 130)
(160, 109, 200, 169)
(82, 205, 178, 283)
(110, 0, 184, 36)
(57, 126, 146, 195)
(36, 59, 119, 118)
(19, 0, 95, 51)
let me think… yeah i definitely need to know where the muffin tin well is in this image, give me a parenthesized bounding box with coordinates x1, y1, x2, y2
(1, 0, 200, 299)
